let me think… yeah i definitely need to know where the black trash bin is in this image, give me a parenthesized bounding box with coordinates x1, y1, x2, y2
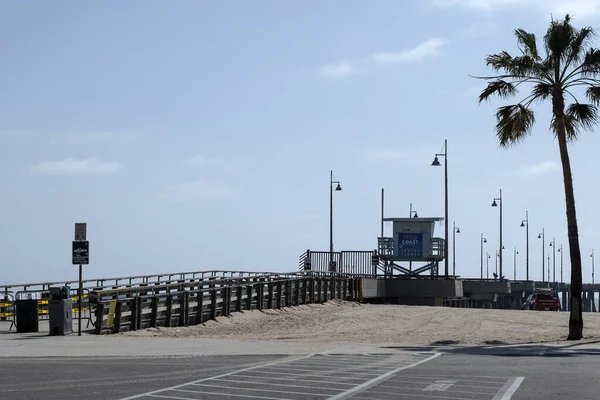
(15, 299, 39, 333)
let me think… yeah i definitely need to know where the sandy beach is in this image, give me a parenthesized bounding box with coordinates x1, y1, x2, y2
(122, 300, 600, 346)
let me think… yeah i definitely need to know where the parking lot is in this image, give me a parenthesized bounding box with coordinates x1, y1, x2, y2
(121, 352, 524, 400)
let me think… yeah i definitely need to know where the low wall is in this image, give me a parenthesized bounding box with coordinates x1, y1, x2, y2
(462, 280, 511, 296)
(360, 278, 463, 303)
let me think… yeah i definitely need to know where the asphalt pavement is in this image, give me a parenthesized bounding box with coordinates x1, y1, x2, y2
(1, 343, 599, 400)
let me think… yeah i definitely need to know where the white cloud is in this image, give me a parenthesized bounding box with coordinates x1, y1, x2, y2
(369, 38, 445, 64)
(31, 157, 121, 175)
(183, 155, 224, 166)
(318, 60, 358, 79)
(434, 0, 600, 19)
(518, 160, 561, 176)
(155, 180, 232, 202)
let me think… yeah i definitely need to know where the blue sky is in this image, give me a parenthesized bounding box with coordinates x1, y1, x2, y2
(1, 0, 600, 285)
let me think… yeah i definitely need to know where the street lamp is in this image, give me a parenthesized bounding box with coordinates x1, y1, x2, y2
(495, 246, 505, 278)
(558, 245, 564, 283)
(514, 247, 519, 281)
(592, 249, 595, 284)
(549, 238, 556, 283)
(329, 170, 342, 272)
(453, 222, 460, 276)
(431, 139, 449, 278)
(520, 211, 529, 281)
(491, 190, 503, 280)
(538, 229, 545, 282)
(480, 234, 487, 279)
(487, 252, 491, 279)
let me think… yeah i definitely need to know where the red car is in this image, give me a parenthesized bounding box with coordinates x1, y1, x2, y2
(522, 291, 561, 311)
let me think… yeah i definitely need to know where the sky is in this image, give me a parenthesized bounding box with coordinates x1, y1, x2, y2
(1, 0, 600, 285)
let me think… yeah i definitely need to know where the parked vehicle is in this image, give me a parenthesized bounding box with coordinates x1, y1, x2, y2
(522, 290, 561, 311)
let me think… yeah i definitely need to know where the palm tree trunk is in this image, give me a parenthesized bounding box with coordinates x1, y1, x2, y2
(553, 94, 583, 340)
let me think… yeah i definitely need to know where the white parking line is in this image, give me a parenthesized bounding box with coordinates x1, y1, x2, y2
(492, 377, 525, 400)
(118, 354, 313, 400)
(326, 353, 442, 400)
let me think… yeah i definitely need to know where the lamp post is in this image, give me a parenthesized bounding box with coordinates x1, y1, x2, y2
(329, 170, 342, 273)
(514, 247, 519, 281)
(491, 190, 503, 280)
(480, 234, 487, 279)
(538, 229, 545, 282)
(520, 211, 529, 281)
(487, 252, 491, 279)
(453, 222, 460, 276)
(431, 139, 449, 278)
(558, 245, 564, 283)
(549, 237, 556, 283)
(592, 249, 595, 284)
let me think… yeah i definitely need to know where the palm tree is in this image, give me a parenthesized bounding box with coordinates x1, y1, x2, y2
(475, 15, 600, 340)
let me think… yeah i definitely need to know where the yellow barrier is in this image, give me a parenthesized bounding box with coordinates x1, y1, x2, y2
(0, 312, 13, 318)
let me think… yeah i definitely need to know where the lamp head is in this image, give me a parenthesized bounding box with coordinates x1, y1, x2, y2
(538, 234, 542, 239)
(431, 156, 441, 167)
(456, 228, 460, 234)
(483, 238, 487, 243)
(413, 212, 418, 218)
(335, 183, 342, 191)
(491, 200, 498, 207)
(520, 221, 525, 227)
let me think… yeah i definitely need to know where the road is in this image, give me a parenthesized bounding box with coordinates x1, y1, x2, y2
(1, 343, 599, 400)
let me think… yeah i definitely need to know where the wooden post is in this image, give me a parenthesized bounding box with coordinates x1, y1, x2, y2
(268, 282, 274, 309)
(94, 302, 105, 334)
(165, 295, 173, 327)
(180, 292, 189, 326)
(197, 291, 204, 324)
(246, 284, 252, 310)
(276, 281, 283, 309)
(286, 280, 292, 306)
(114, 300, 122, 333)
(150, 296, 158, 328)
(130, 298, 138, 331)
(210, 289, 218, 320)
(295, 279, 300, 306)
(236, 286, 243, 312)
(256, 282, 263, 311)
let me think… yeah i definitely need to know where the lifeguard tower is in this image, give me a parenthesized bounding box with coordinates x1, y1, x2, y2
(377, 217, 445, 276)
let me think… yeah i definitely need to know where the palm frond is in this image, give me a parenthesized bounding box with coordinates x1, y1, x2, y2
(544, 14, 576, 63)
(586, 85, 600, 104)
(485, 52, 538, 78)
(495, 105, 535, 147)
(531, 82, 553, 101)
(566, 27, 595, 65)
(515, 29, 540, 59)
(478, 80, 517, 103)
(581, 48, 600, 75)
(551, 103, 598, 140)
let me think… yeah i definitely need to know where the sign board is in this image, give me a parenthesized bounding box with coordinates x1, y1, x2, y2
(72, 241, 89, 265)
(328, 261, 337, 272)
(74, 223, 87, 241)
(397, 232, 423, 258)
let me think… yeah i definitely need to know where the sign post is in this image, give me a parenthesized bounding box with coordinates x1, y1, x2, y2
(72, 223, 88, 337)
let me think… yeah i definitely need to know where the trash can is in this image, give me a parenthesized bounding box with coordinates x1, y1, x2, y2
(15, 299, 39, 333)
(48, 286, 72, 336)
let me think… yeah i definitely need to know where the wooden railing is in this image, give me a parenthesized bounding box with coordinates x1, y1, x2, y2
(93, 273, 362, 334)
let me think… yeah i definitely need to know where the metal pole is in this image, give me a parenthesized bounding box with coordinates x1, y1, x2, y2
(526, 211, 529, 281)
(78, 263, 82, 337)
(592, 249, 595, 284)
(329, 170, 333, 272)
(409, 203, 412, 272)
(444, 139, 449, 278)
(495, 250, 498, 276)
(560, 244, 563, 283)
(381, 188, 384, 239)
(513, 247, 516, 281)
(542, 228, 545, 282)
(480, 233, 484, 279)
(452, 221, 456, 277)
(486, 252, 490, 279)
(552, 237, 556, 283)
(499, 189, 503, 280)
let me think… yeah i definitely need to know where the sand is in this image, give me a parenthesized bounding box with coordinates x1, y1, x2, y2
(122, 300, 600, 346)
